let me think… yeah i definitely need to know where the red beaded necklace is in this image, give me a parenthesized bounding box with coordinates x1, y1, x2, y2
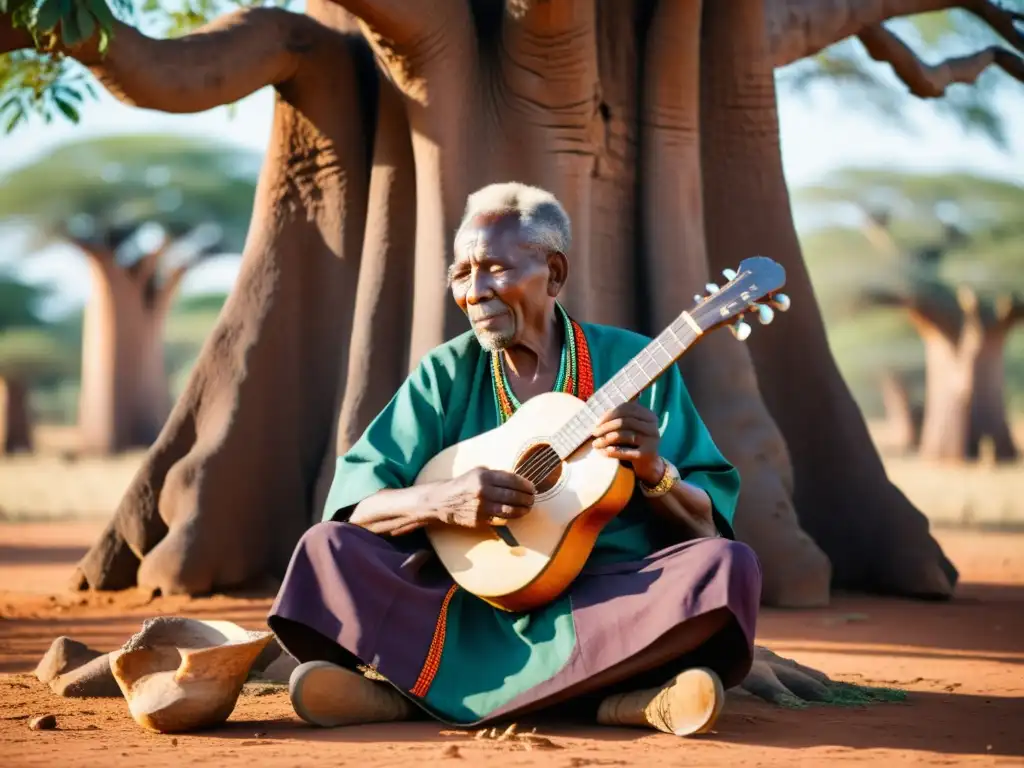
(490, 304, 594, 423)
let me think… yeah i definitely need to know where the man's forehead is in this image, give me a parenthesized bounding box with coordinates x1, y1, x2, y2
(455, 212, 525, 256)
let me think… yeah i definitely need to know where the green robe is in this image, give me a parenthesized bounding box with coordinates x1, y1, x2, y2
(323, 320, 740, 723)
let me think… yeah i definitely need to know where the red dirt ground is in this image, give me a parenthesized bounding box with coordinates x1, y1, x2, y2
(1, 521, 1022, 767)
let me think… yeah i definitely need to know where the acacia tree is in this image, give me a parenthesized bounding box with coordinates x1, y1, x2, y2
(0, 136, 257, 452)
(866, 282, 1023, 460)
(799, 169, 1024, 462)
(3, 0, 1022, 609)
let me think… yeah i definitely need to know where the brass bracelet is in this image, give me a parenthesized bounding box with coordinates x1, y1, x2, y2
(639, 459, 679, 498)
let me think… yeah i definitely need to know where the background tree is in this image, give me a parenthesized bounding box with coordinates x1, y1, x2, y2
(1, 0, 1021, 609)
(0, 271, 72, 452)
(0, 134, 258, 452)
(796, 168, 1024, 462)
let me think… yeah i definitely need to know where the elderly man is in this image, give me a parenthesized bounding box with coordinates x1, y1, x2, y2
(267, 182, 762, 736)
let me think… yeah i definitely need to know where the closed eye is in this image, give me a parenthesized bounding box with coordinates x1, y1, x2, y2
(447, 264, 467, 286)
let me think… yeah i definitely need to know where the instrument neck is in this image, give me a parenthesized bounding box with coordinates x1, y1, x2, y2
(550, 314, 701, 458)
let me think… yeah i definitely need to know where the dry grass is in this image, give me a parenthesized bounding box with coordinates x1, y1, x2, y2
(1, 422, 1022, 527)
(869, 418, 1024, 530)
(0, 426, 144, 521)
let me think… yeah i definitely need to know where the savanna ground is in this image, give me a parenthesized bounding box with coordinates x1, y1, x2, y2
(1, 424, 1023, 767)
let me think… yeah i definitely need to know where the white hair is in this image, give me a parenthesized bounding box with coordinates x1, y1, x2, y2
(453, 181, 572, 257)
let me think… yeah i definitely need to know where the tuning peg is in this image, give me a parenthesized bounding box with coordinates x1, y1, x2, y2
(721, 268, 737, 281)
(693, 294, 704, 304)
(756, 304, 774, 325)
(729, 319, 751, 341)
(769, 293, 791, 312)
(705, 282, 720, 294)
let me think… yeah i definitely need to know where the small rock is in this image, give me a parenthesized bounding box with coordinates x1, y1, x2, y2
(441, 744, 462, 758)
(171, 738, 178, 747)
(35, 637, 102, 685)
(50, 653, 121, 698)
(29, 714, 57, 731)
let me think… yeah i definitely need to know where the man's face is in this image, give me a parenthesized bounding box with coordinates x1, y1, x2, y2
(449, 213, 558, 351)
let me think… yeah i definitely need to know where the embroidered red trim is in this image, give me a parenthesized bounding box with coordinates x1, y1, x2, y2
(410, 584, 458, 697)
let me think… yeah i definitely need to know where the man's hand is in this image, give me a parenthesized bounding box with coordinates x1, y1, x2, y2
(592, 402, 664, 486)
(427, 467, 536, 528)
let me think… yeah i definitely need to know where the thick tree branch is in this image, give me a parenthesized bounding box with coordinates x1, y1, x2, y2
(860, 24, 1024, 96)
(861, 284, 963, 339)
(67, 236, 117, 265)
(769, 0, 1024, 68)
(133, 241, 172, 288)
(2, 8, 336, 113)
(964, 0, 1024, 48)
(768, 0, 954, 66)
(994, 292, 1024, 330)
(324, 0, 432, 48)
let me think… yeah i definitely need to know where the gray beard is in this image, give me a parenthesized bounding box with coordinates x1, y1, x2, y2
(474, 327, 515, 352)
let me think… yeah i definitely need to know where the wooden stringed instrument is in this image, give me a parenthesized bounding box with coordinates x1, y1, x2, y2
(416, 256, 790, 612)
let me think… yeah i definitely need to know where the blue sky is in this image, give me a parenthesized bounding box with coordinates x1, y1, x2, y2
(2, 58, 1023, 318)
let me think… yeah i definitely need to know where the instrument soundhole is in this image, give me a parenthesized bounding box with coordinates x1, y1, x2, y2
(514, 443, 562, 494)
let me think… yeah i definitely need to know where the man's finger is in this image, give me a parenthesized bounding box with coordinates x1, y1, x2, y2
(592, 415, 657, 437)
(483, 469, 537, 494)
(601, 446, 644, 461)
(594, 429, 647, 447)
(483, 485, 535, 508)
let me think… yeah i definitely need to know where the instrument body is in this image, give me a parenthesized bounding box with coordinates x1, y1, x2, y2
(418, 256, 790, 612)
(418, 391, 635, 612)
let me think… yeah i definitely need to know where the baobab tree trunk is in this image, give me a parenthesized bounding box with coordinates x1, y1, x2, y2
(339, 0, 831, 607)
(5, 0, 988, 603)
(58, 0, 376, 594)
(77, 248, 174, 454)
(638, 0, 830, 607)
(699, 0, 956, 598)
(911, 287, 1021, 462)
(0, 376, 33, 454)
(968, 332, 1019, 461)
(863, 284, 1022, 463)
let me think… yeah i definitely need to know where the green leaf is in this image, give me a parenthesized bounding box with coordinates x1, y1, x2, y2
(34, 0, 65, 33)
(5, 105, 26, 133)
(60, 6, 83, 47)
(89, 0, 116, 30)
(54, 95, 80, 122)
(76, 5, 97, 42)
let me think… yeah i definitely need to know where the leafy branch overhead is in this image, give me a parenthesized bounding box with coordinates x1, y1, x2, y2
(0, 0, 291, 131)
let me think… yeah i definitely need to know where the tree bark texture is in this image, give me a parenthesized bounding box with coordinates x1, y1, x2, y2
(699, 0, 956, 598)
(7, 0, 959, 601)
(64, 0, 377, 595)
(0, 377, 33, 455)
